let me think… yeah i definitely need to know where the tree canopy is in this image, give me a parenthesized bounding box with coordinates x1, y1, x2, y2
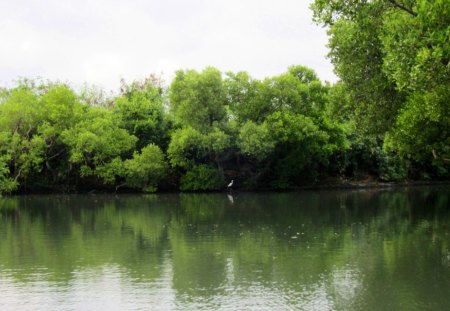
(311, 0, 450, 178)
(0, 0, 449, 193)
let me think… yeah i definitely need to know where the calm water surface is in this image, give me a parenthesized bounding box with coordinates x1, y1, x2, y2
(0, 187, 449, 310)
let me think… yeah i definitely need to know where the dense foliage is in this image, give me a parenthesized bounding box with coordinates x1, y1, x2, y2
(0, 1, 448, 193)
(311, 0, 450, 179)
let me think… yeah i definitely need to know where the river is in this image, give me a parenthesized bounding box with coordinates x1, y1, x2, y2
(0, 187, 449, 310)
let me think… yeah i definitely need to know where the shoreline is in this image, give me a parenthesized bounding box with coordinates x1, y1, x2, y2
(291, 180, 450, 191)
(2, 180, 449, 197)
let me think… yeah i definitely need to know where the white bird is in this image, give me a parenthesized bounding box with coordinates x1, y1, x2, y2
(227, 180, 234, 188)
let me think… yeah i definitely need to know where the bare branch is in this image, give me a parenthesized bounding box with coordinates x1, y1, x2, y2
(432, 149, 450, 162)
(47, 148, 66, 161)
(386, 0, 418, 16)
(14, 169, 22, 181)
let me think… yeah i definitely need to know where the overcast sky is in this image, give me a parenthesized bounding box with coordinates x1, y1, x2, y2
(0, 0, 336, 92)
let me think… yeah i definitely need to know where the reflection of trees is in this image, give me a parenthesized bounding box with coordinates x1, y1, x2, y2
(0, 195, 175, 283)
(0, 188, 449, 309)
(168, 188, 450, 308)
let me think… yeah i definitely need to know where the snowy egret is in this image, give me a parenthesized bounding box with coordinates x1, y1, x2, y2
(227, 180, 234, 188)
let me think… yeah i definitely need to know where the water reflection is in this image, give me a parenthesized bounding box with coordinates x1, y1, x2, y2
(0, 187, 449, 310)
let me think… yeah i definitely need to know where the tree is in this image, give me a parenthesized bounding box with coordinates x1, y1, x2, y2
(312, 0, 404, 136)
(115, 76, 170, 151)
(123, 144, 168, 192)
(382, 0, 450, 169)
(264, 111, 338, 187)
(224, 71, 267, 123)
(179, 164, 225, 191)
(167, 67, 233, 190)
(237, 121, 275, 161)
(0, 83, 83, 189)
(61, 107, 137, 186)
(0, 155, 18, 194)
(311, 0, 450, 176)
(231, 67, 348, 188)
(170, 67, 227, 132)
(167, 127, 207, 169)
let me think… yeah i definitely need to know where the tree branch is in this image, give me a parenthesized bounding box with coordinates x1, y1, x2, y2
(47, 148, 66, 161)
(386, 0, 418, 17)
(432, 149, 450, 162)
(14, 168, 22, 181)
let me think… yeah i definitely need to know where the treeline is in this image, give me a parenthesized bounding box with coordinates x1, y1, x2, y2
(0, 1, 448, 194)
(0, 65, 446, 194)
(0, 67, 345, 193)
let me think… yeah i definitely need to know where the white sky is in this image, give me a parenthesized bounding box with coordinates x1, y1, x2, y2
(0, 0, 336, 92)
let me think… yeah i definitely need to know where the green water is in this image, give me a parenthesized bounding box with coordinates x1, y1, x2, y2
(0, 187, 449, 310)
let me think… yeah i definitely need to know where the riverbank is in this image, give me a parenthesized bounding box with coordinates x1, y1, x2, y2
(291, 179, 450, 191)
(3, 178, 448, 196)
